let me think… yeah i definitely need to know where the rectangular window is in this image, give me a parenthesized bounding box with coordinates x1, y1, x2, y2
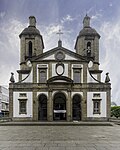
(2, 102, 5, 109)
(93, 100, 101, 114)
(39, 69, 47, 83)
(19, 100, 27, 114)
(73, 69, 81, 83)
(6, 104, 9, 110)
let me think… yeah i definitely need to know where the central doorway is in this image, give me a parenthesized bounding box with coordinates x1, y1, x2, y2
(53, 92, 66, 121)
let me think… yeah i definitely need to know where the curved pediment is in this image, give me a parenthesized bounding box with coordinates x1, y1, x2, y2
(47, 76, 73, 84)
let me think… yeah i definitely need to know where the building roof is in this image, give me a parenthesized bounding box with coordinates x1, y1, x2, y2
(79, 26, 100, 38)
(19, 26, 41, 38)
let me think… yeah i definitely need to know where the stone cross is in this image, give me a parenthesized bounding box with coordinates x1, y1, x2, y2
(57, 29, 63, 40)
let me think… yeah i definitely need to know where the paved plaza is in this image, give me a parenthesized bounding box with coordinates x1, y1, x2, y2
(0, 123, 120, 150)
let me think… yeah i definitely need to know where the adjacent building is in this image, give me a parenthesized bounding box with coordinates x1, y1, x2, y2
(0, 86, 9, 117)
(9, 15, 111, 121)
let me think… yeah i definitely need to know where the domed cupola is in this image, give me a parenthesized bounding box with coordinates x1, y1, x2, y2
(75, 14, 100, 68)
(19, 16, 44, 70)
(79, 14, 100, 38)
(19, 16, 41, 37)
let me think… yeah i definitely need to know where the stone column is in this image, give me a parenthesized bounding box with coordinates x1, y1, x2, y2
(33, 63, 37, 83)
(67, 89, 72, 121)
(106, 87, 111, 120)
(47, 89, 53, 121)
(82, 91, 87, 121)
(83, 64, 87, 83)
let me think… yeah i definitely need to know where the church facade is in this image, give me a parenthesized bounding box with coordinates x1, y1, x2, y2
(9, 15, 111, 121)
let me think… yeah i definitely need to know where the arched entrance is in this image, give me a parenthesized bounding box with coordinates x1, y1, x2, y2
(38, 94, 47, 121)
(72, 94, 82, 121)
(53, 92, 66, 121)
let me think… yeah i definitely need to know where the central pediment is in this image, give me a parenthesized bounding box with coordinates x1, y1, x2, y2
(31, 46, 88, 62)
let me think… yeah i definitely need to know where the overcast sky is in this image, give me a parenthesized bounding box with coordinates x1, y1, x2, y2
(0, 0, 120, 104)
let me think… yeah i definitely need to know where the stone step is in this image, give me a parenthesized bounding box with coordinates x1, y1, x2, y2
(0, 121, 113, 126)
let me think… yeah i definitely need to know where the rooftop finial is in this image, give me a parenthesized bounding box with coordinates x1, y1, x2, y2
(83, 14, 90, 28)
(29, 16, 36, 27)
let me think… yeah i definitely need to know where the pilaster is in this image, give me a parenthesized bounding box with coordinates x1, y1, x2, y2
(33, 91, 38, 120)
(33, 63, 37, 83)
(106, 87, 111, 120)
(47, 89, 53, 121)
(9, 86, 13, 119)
(82, 91, 87, 120)
(67, 89, 72, 121)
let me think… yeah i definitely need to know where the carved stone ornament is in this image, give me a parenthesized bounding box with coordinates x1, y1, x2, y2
(55, 51, 65, 60)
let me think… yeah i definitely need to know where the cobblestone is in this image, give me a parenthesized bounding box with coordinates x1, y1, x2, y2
(0, 124, 120, 150)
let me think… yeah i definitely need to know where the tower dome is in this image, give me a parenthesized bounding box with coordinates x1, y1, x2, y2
(79, 27, 100, 38)
(79, 14, 100, 38)
(19, 16, 41, 38)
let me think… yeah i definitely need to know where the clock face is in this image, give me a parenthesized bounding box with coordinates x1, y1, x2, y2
(55, 51, 65, 60)
(56, 63, 64, 76)
(26, 60, 32, 67)
(88, 61, 93, 68)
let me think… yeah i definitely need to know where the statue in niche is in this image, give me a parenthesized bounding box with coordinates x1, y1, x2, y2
(86, 42, 91, 57)
(87, 46, 91, 57)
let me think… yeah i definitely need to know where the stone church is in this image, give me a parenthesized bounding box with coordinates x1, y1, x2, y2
(9, 15, 111, 121)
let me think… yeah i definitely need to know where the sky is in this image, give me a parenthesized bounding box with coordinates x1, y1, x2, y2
(0, 0, 120, 104)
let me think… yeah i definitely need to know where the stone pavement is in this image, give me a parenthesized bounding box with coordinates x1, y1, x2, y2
(0, 122, 120, 150)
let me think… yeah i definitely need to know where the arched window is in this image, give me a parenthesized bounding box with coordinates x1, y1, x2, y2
(28, 41, 32, 57)
(87, 42, 91, 49)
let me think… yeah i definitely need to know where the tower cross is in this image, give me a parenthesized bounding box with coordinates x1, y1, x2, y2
(57, 29, 63, 40)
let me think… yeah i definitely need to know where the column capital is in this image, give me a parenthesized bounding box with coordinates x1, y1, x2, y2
(49, 88, 53, 92)
(67, 89, 71, 92)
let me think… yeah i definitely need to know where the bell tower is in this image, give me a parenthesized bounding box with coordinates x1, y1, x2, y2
(19, 16, 44, 70)
(75, 14, 100, 69)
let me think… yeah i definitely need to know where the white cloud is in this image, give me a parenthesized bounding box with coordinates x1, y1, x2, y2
(61, 15, 74, 24)
(40, 23, 73, 51)
(0, 19, 26, 86)
(91, 13, 102, 21)
(109, 3, 113, 7)
(0, 11, 6, 19)
(87, 7, 94, 14)
(43, 24, 61, 35)
(40, 24, 63, 51)
(99, 20, 120, 105)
